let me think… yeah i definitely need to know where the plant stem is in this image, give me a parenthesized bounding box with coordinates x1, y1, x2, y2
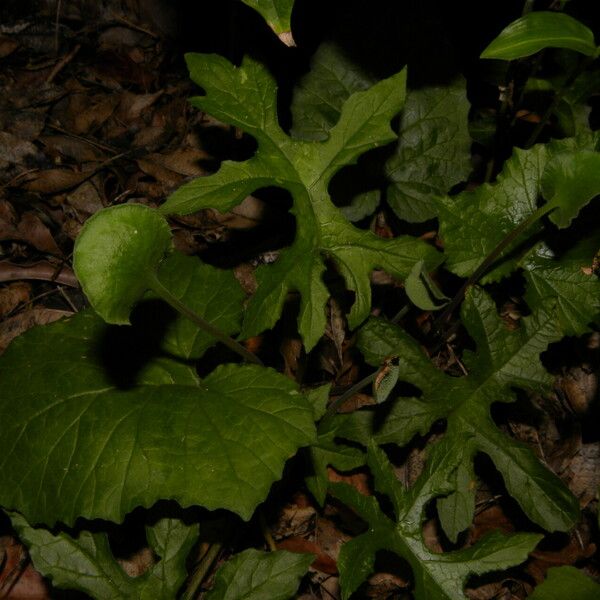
(433, 202, 555, 332)
(181, 541, 223, 600)
(147, 273, 263, 365)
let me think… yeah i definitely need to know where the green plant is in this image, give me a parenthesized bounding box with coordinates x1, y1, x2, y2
(1, 2, 599, 599)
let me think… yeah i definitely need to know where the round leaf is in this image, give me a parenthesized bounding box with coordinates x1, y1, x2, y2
(74, 204, 172, 324)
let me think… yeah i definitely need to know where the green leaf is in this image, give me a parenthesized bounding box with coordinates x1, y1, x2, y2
(10, 512, 197, 600)
(290, 43, 471, 223)
(147, 253, 245, 359)
(481, 11, 597, 61)
(355, 287, 580, 536)
(161, 54, 440, 350)
(0, 311, 315, 525)
(521, 241, 600, 336)
(241, 0, 294, 36)
(385, 80, 472, 223)
(405, 260, 449, 311)
(542, 151, 600, 228)
(529, 566, 600, 600)
(73, 204, 172, 324)
(438, 135, 598, 282)
(205, 548, 313, 600)
(330, 436, 542, 600)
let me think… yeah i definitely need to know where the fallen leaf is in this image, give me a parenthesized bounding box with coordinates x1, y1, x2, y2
(277, 537, 338, 575)
(21, 168, 91, 193)
(0, 535, 49, 599)
(0, 132, 38, 165)
(0, 282, 31, 317)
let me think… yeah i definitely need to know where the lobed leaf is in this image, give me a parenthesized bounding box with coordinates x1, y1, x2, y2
(353, 287, 580, 537)
(481, 11, 597, 61)
(205, 548, 313, 600)
(0, 312, 315, 525)
(330, 437, 542, 600)
(10, 513, 197, 600)
(161, 53, 440, 350)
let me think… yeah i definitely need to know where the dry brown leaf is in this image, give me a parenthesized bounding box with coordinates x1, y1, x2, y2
(0, 282, 31, 317)
(0, 131, 38, 165)
(276, 537, 338, 575)
(0, 261, 78, 287)
(40, 135, 107, 163)
(21, 168, 91, 193)
(566, 442, 600, 508)
(73, 95, 119, 135)
(0, 307, 72, 354)
(116, 90, 163, 121)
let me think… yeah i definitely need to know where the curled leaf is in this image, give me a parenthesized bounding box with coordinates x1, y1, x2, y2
(73, 204, 172, 324)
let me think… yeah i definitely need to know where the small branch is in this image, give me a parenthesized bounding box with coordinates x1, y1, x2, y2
(148, 274, 263, 365)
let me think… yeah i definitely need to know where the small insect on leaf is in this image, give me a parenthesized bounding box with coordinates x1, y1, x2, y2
(373, 356, 400, 404)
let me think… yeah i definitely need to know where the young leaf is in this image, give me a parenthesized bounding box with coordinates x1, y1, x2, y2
(241, 0, 294, 37)
(161, 54, 440, 350)
(542, 151, 600, 228)
(205, 548, 314, 600)
(330, 439, 542, 600)
(438, 135, 598, 282)
(529, 566, 600, 600)
(481, 11, 597, 61)
(147, 252, 245, 359)
(10, 512, 197, 600)
(73, 204, 172, 324)
(520, 241, 600, 336)
(405, 259, 449, 311)
(0, 312, 315, 525)
(354, 287, 580, 537)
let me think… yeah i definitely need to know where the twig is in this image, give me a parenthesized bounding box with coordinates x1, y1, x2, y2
(46, 43, 80, 84)
(181, 542, 223, 600)
(0, 262, 78, 287)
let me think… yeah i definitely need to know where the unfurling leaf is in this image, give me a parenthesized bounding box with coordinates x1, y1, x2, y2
(73, 204, 172, 324)
(405, 259, 449, 310)
(481, 11, 597, 61)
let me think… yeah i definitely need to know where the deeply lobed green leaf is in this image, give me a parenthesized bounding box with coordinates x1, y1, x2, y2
(330, 439, 542, 599)
(10, 513, 197, 600)
(161, 53, 441, 350)
(350, 287, 580, 538)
